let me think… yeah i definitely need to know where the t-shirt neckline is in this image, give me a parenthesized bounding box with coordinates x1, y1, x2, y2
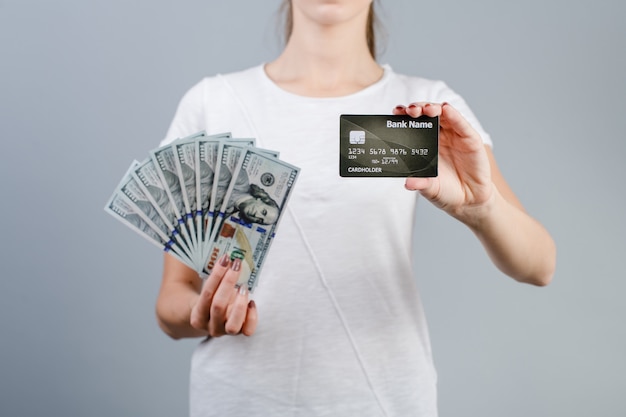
(257, 63, 393, 102)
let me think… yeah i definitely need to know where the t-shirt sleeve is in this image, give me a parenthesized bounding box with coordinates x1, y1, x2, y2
(160, 78, 208, 146)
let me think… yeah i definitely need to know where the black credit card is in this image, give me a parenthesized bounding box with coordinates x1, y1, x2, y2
(339, 114, 438, 177)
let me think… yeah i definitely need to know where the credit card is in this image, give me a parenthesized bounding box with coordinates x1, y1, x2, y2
(339, 114, 438, 177)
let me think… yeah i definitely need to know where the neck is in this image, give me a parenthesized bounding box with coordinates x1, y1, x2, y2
(265, 8, 383, 97)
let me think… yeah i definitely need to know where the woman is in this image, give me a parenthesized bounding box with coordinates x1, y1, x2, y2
(156, 1, 556, 416)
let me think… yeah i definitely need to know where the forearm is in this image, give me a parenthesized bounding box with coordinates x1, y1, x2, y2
(397, 104, 555, 284)
(156, 257, 208, 339)
(156, 283, 208, 339)
(462, 188, 556, 286)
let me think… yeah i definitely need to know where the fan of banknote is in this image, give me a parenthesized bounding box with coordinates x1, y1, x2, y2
(105, 131, 300, 291)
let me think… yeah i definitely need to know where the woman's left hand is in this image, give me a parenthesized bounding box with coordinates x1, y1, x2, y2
(393, 102, 494, 224)
(394, 102, 556, 285)
(189, 255, 258, 337)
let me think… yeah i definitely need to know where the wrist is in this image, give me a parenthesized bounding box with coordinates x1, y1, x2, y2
(451, 182, 500, 231)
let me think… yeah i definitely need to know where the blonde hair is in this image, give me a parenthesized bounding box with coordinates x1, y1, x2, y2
(280, 1, 380, 59)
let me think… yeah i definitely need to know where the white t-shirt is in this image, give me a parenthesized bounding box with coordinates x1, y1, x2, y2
(163, 65, 492, 417)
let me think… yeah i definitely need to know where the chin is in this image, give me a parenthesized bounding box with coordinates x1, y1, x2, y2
(292, 0, 372, 26)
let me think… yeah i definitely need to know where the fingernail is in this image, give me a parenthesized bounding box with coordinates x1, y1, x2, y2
(408, 103, 417, 110)
(219, 253, 230, 267)
(424, 103, 431, 108)
(238, 285, 248, 296)
(395, 105, 405, 110)
(248, 300, 256, 309)
(231, 258, 242, 272)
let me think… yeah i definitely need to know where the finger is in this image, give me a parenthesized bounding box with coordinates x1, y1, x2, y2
(440, 102, 482, 145)
(406, 177, 443, 206)
(190, 253, 230, 330)
(241, 300, 258, 336)
(224, 285, 250, 335)
(392, 105, 407, 115)
(209, 258, 243, 336)
(406, 102, 433, 118)
(405, 176, 436, 193)
(421, 102, 442, 118)
(405, 102, 423, 118)
(406, 102, 442, 118)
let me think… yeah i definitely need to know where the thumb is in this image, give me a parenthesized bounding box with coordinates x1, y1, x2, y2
(405, 177, 437, 196)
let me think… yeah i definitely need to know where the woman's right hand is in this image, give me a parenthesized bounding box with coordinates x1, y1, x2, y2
(189, 254, 258, 337)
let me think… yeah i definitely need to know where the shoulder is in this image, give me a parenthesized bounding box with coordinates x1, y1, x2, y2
(218, 65, 264, 85)
(180, 65, 263, 102)
(162, 65, 264, 144)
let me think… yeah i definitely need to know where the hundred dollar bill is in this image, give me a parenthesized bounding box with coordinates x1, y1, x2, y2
(118, 163, 194, 262)
(173, 139, 199, 249)
(204, 147, 300, 290)
(105, 131, 299, 284)
(105, 183, 193, 267)
(197, 139, 219, 255)
(207, 144, 281, 253)
(151, 142, 199, 265)
(196, 135, 235, 260)
(206, 139, 255, 247)
(210, 142, 281, 230)
(131, 156, 196, 268)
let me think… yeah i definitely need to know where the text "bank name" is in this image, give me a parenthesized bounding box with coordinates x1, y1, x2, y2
(387, 120, 433, 129)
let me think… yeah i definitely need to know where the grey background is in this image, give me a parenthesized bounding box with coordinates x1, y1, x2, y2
(1, 0, 624, 416)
